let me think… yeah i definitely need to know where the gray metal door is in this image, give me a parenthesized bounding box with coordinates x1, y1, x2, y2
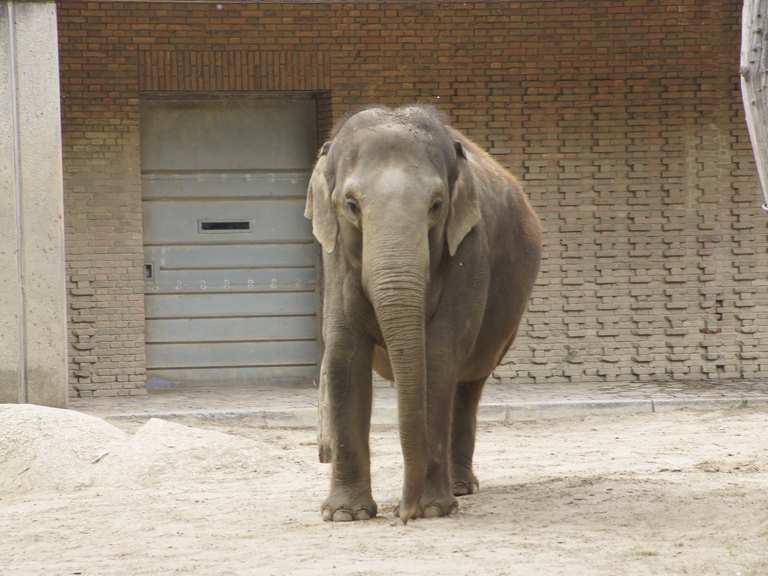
(141, 96, 319, 387)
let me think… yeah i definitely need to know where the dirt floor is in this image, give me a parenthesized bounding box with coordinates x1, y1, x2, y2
(1, 404, 767, 576)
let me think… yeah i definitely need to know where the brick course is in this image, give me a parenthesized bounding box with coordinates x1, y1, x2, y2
(56, 0, 766, 397)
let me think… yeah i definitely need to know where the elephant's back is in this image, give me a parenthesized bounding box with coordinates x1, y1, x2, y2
(458, 134, 541, 275)
(449, 129, 542, 382)
(448, 127, 541, 259)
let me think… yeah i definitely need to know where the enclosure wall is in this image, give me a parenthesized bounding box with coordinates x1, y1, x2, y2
(56, 0, 766, 397)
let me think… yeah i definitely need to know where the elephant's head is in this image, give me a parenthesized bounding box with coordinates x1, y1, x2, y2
(305, 105, 481, 521)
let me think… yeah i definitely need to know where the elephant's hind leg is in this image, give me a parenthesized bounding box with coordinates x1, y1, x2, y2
(451, 377, 486, 496)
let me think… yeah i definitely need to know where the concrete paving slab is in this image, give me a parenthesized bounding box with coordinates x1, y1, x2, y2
(70, 379, 768, 427)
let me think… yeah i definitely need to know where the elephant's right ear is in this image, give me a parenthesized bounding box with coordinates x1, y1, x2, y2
(304, 142, 338, 254)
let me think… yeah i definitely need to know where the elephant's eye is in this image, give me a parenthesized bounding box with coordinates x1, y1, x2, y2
(430, 199, 443, 214)
(345, 197, 360, 216)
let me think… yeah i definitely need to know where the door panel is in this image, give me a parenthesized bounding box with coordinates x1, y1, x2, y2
(146, 316, 317, 343)
(144, 292, 318, 318)
(144, 244, 317, 269)
(146, 267, 316, 294)
(143, 199, 312, 245)
(146, 341, 318, 369)
(141, 98, 317, 171)
(142, 172, 311, 200)
(141, 96, 320, 387)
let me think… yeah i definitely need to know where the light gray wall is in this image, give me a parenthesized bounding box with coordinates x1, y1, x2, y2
(0, 1, 67, 407)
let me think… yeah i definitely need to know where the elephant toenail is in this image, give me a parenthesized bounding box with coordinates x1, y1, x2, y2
(453, 482, 469, 496)
(332, 510, 354, 522)
(322, 508, 333, 522)
(424, 505, 442, 518)
(355, 509, 371, 521)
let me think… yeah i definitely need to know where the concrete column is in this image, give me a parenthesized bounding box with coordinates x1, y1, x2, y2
(0, 1, 67, 407)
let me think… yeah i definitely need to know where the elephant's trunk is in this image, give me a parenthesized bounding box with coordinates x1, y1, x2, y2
(363, 223, 429, 523)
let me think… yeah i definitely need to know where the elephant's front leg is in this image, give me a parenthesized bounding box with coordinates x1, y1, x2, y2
(320, 330, 377, 522)
(421, 333, 460, 518)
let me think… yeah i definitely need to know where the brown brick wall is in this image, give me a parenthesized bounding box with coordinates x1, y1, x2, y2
(58, 2, 146, 397)
(57, 0, 766, 397)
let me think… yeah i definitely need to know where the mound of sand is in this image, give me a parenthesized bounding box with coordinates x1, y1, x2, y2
(97, 418, 286, 488)
(0, 404, 126, 494)
(0, 406, 295, 496)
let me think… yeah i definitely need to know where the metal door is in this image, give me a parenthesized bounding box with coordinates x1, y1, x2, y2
(141, 96, 319, 387)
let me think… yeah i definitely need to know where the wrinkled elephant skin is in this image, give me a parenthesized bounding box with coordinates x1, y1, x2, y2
(305, 105, 542, 523)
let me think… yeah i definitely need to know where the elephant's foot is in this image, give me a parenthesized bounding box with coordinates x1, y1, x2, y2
(452, 466, 479, 496)
(393, 488, 458, 520)
(321, 488, 377, 522)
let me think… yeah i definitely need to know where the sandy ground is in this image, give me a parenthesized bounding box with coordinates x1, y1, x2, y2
(1, 404, 767, 576)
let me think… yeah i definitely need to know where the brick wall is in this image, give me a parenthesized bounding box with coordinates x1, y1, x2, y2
(57, 0, 766, 397)
(58, 3, 146, 397)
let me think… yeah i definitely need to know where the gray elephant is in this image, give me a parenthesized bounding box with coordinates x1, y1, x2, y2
(305, 105, 542, 522)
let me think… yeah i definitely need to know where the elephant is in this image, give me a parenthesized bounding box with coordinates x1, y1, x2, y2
(304, 105, 542, 523)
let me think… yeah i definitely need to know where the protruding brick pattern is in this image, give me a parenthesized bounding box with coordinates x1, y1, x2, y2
(58, 5, 147, 397)
(57, 1, 766, 397)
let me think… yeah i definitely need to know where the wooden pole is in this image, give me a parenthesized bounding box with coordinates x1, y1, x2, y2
(740, 0, 768, 211)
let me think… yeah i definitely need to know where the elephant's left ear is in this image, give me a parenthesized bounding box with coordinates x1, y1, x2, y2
(446, 141, 482, 257)
(305, 142, 338, 253)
